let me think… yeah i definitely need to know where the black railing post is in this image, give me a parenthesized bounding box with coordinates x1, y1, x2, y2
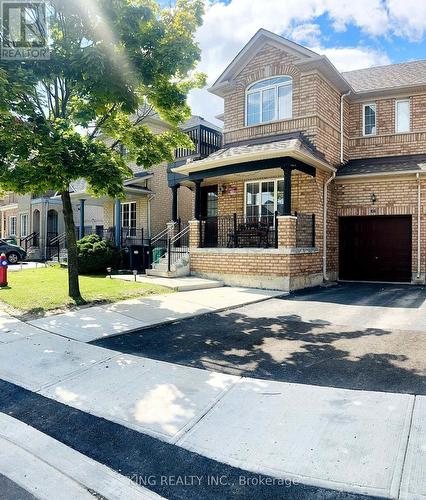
(199, 219, 203, 248)
(233, 213, 238, 248)
(312, 213, 316, 247)
(274, 211, 278, 248)
(167, 237, 171, 273)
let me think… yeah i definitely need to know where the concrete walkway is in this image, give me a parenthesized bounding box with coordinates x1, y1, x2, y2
(27, 287, 283, 342)
(0, 327, 425, 498)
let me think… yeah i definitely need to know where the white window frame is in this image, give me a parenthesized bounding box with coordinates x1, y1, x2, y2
(362, 102, 377, 136)
(245, 76, 293, 126)
(8, 215, 17, 236)
(120, 201, 137, 230)
(244, 179, 284, 223)
(20, 213, 29, 237)
(395, 99, 410, 133)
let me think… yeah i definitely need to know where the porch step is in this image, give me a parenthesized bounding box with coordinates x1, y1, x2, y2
(112, 274, 224, 292)
(146, 265, 189, 278)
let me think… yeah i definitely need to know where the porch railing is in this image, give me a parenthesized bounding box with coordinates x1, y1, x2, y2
(19, 232, 39, 251)
(199, 213, 278, 249)
(295, 212, 315, 247)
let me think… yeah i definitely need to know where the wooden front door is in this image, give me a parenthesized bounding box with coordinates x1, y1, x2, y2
(339, 216, 412, 282)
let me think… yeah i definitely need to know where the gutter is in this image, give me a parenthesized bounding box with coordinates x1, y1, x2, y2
(340, 90, 351, 163)
(323, 172, 336, 282)
(417, 173, 421, 280)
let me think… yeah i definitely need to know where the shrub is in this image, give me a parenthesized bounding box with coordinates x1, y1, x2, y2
(77, 234, 120, 274)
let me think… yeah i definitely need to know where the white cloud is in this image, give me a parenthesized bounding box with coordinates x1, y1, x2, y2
(314, 46, 391, 71)
(188, 0, 424, 123)
(387, 0, 426, 41)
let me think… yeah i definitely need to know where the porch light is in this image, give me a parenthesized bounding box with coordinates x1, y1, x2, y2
(370, 193, 377, 204)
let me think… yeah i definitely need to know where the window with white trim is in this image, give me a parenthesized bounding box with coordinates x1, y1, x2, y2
(246, 76, 292, 126)
(8, 216, 17, 236)
(245, 180, 284, 224)
(20, 214, 28, 237)
(363, 103, 376, 136)
(121, 201, 137, 236)
(395, 99, 410, 133)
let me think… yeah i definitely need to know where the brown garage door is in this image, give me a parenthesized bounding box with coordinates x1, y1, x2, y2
(339, 216, 412, 282)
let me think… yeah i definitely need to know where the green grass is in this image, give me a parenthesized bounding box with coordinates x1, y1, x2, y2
(0, 266, 171, 315)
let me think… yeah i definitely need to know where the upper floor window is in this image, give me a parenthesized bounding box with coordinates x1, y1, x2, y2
(395, 99, 410, 133)
(246, 76, 292, 126)
(363, 103, 376, 136)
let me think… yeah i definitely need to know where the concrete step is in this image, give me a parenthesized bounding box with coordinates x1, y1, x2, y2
(135, 275, 224, 291)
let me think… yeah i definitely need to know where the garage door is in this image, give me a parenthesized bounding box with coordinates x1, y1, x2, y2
(339, 216, 412, 282)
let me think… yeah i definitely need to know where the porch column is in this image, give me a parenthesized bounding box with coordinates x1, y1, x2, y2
(282, 164, 293, 216)
(194, 179, 202, 220)
(79, 199, 85, 239)
(114, 200, 121, 247)
(171, 184, 179, 222)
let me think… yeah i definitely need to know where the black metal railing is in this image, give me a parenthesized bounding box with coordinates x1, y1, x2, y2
(167, 225, 189, 271)
(200, 213, 278, 249)
(295, 212, 316, 248)
(175, 125, 222, 160)
(19, 232, 39, 251)
(46, 232, 66, 260)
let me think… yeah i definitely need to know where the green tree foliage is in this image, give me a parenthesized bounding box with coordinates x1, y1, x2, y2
(0, 0, 205, 303)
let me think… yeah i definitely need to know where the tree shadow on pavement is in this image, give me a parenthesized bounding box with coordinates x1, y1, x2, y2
(93, 310, 426, 395)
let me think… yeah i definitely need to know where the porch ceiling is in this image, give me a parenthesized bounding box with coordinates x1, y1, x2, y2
(171, 133, 334, 179)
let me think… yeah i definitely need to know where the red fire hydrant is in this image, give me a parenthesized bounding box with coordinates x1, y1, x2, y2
(0, 253, 8, 287)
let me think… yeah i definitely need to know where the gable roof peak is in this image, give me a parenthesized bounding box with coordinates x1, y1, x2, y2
(208, 28, 350, 96)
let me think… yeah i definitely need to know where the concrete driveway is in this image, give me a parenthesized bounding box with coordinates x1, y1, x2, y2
(94, 283, 426, 395)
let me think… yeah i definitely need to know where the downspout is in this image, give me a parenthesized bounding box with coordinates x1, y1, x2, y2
(147, 194, 155, 238)
(417, 173, 421, 280)
(323, 89, 350, 282)
(323, 172, 335, 281)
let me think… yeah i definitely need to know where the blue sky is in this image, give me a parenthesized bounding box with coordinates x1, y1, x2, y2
(167, 0, 426, 123)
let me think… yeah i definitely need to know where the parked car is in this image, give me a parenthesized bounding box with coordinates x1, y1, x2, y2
(0, 240, 27, 264)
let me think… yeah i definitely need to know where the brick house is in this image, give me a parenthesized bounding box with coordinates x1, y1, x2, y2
(169, 29, 426, 290)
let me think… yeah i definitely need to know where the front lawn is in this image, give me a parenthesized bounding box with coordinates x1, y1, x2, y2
(0, 266, 171, 316)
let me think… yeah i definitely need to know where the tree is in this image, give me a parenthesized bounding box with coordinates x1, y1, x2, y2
(0, 0, 204, 303)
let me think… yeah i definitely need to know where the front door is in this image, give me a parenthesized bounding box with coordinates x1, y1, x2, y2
(200, 185, 218, 246)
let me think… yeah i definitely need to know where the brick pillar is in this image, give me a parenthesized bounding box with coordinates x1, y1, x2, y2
(277, 215, 297, 248)
(189, 219, 200, 248)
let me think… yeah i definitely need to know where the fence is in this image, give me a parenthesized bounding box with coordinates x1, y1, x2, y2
(199, 213, 278, 249)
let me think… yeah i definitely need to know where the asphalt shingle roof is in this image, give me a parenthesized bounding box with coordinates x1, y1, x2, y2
(337, 154, 426, 177)
(183, 132, 325, 169)
(342, 60, 426, 93)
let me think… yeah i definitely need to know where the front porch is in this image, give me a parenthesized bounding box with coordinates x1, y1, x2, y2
(171, 133, 335, 291)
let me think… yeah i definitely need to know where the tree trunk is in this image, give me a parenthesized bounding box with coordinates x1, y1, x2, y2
(61, 190, 85, 304)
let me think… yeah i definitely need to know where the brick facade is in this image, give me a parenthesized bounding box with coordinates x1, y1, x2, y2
(185, 33, 426, 289)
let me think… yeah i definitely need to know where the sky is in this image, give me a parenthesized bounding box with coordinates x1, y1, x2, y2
(180, 0, 426, 125)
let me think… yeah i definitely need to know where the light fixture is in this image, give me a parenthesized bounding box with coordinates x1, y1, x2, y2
(370, 193, 377, 204)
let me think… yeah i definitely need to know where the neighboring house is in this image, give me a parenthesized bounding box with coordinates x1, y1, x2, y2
(169, 29, 426, 290)
(70, 113, 200, 261)
(0, 191, 103, 260)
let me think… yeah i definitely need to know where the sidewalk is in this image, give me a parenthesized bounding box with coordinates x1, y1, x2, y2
(0, 328, 424, 498)
(27, 286, 283, 342)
